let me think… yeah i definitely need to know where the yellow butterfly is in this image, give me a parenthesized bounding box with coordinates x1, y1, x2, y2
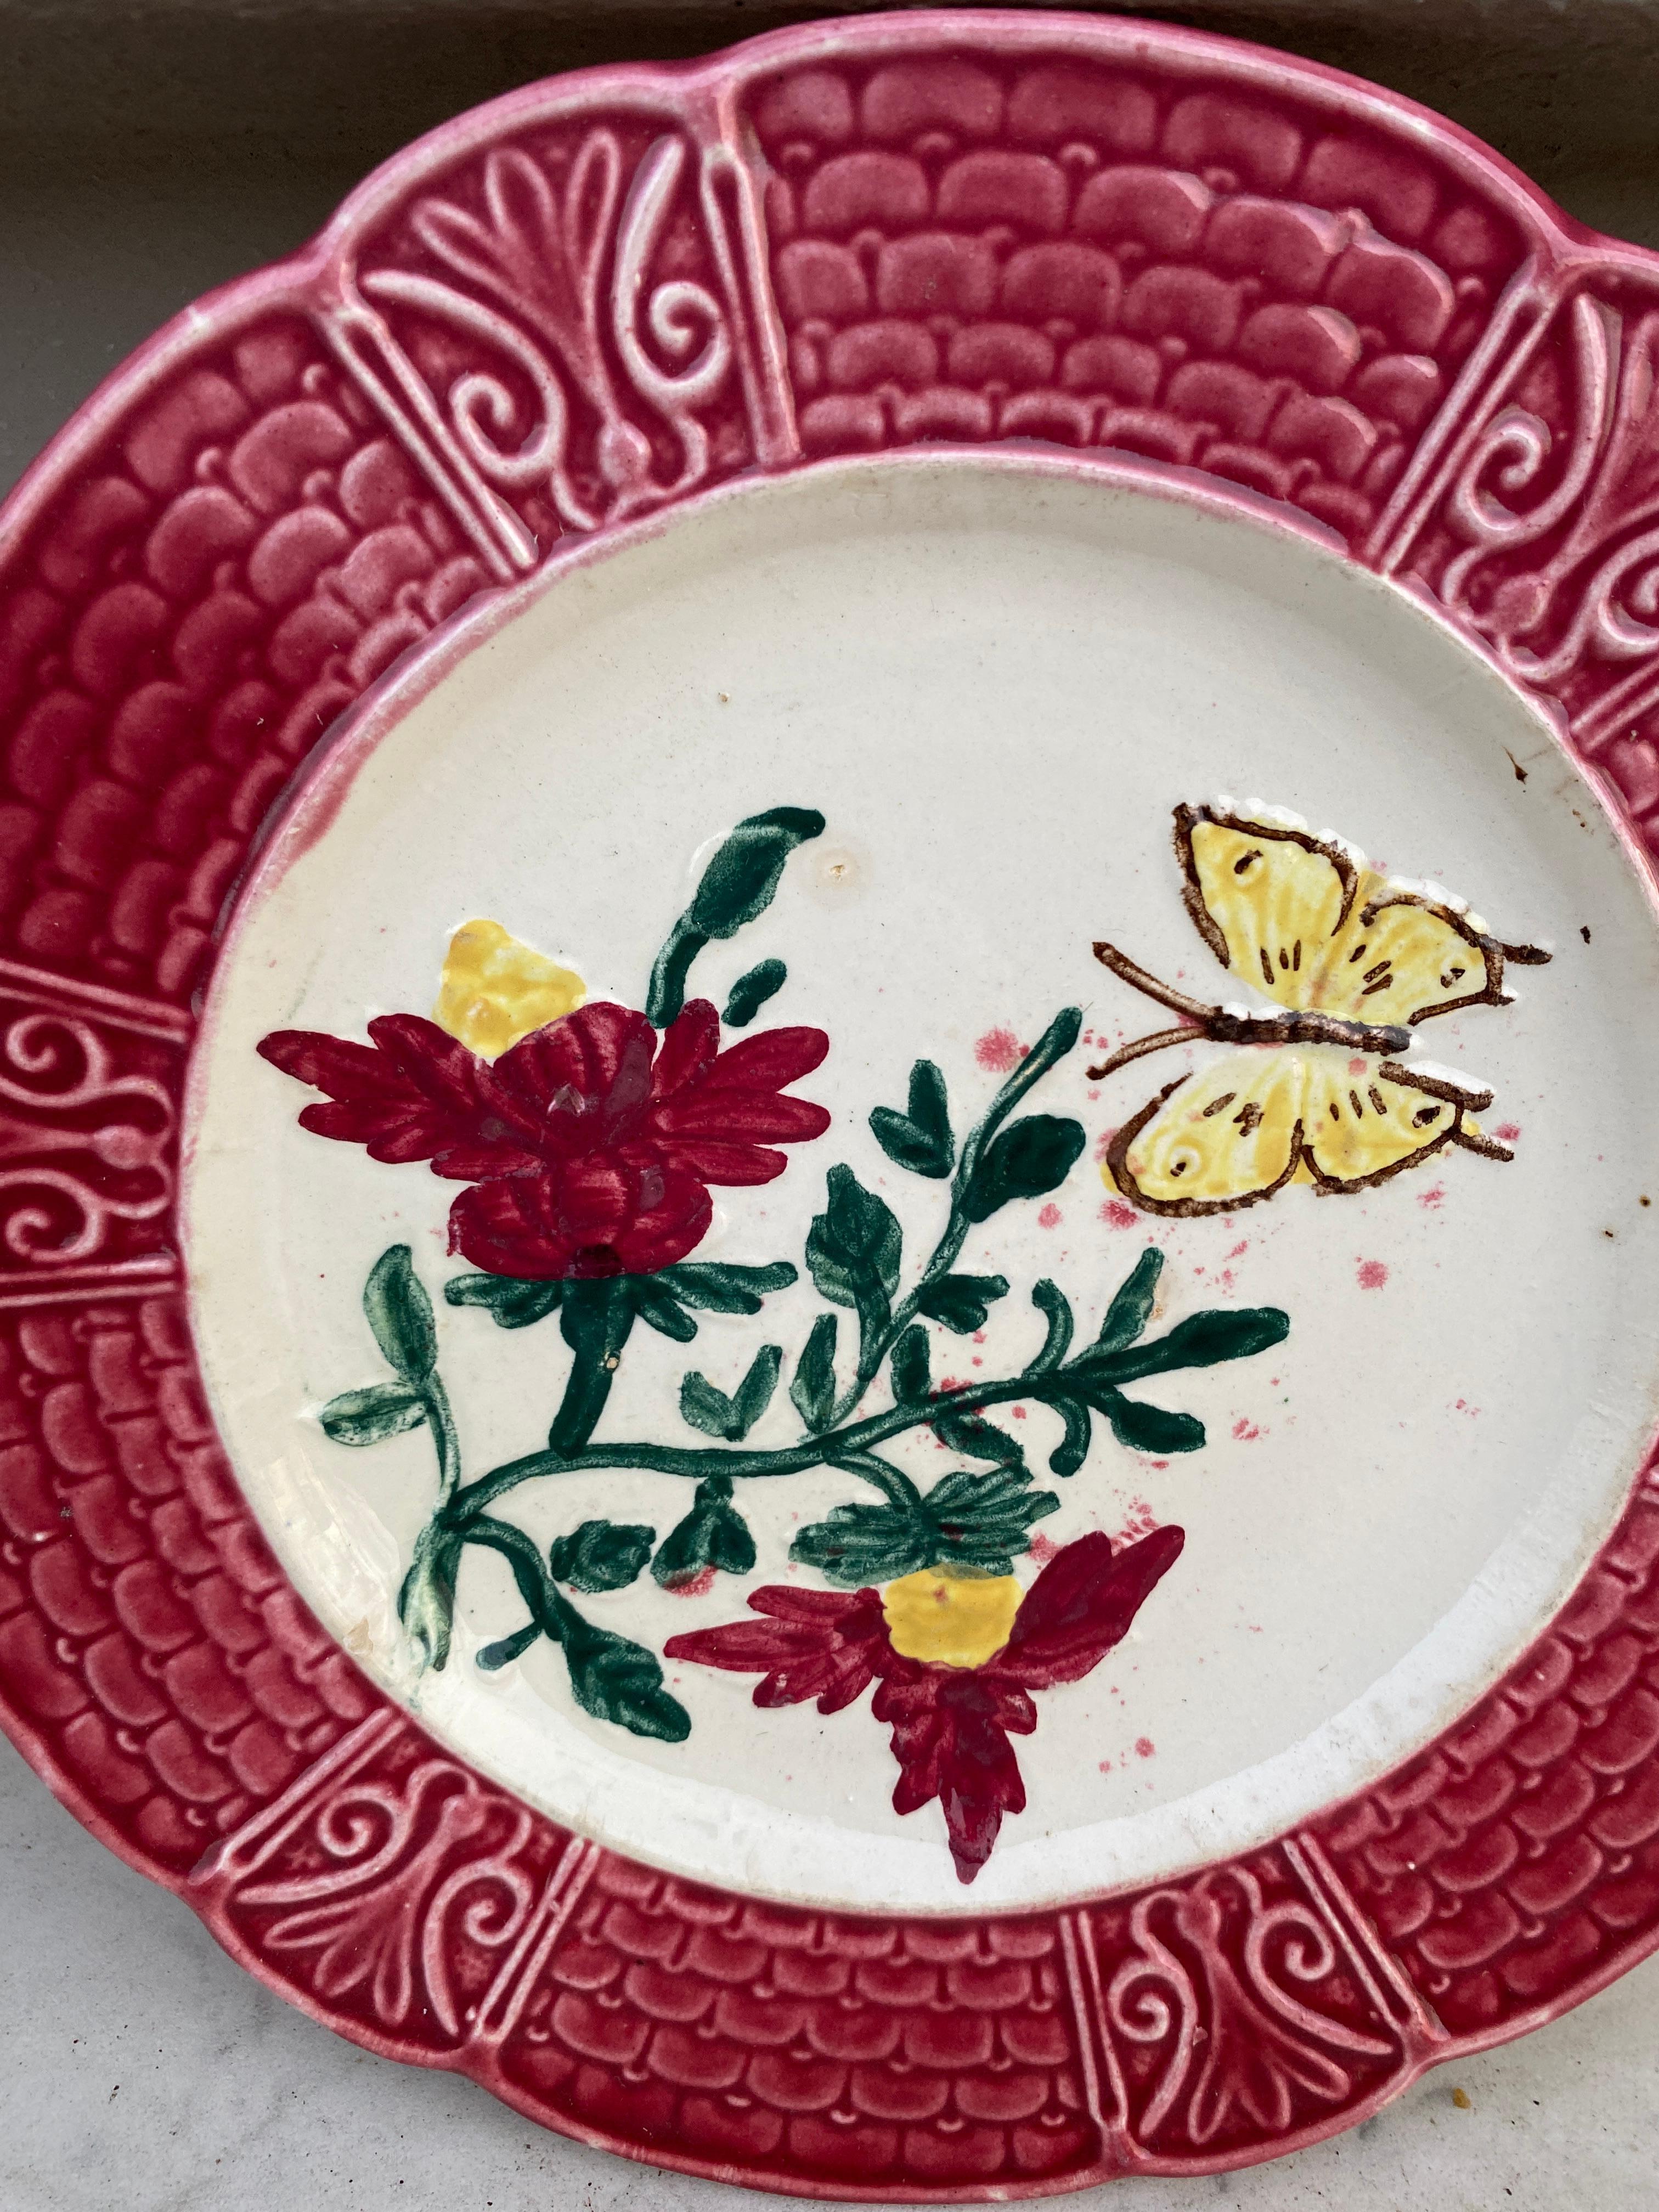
(1093, 802, 1551, 1216)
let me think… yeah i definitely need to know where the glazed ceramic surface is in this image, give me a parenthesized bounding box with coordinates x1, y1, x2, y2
(8, 10, 1659, 2198)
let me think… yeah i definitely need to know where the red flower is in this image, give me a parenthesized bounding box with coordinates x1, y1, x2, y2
(665, 1527, 1184, 1881)
(258, 997, 830, 1280)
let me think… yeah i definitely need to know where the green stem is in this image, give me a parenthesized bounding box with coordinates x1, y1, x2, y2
(448, 1366, 1053, 1522)
(548, 1279, 636, 1454)
(421, 1371, 462, 1506)
(466, 1512, 575, 1644)
(822, 1006, 1082, 1425)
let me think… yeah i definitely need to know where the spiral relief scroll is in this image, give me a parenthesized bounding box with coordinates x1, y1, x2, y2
(0, 962, 188, 1303)
(1379, 274, 1659, 768)
(326, 125, 766, 579)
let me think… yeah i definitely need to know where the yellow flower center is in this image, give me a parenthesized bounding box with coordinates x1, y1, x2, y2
(433, 919, 586, 1059)
(882, 1567, 1022, 1669)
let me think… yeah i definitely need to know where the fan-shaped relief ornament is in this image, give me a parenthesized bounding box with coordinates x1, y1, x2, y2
(1083, 1855, 1418, 2153)
(324, 127, 766, 576)
(194, 1711, 596, 2047)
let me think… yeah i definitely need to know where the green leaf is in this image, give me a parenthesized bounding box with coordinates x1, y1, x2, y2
(989, 1005, 1082, 1106)
(652, 1475, 758, 1587)
(963, 1114, 1087, 1223)
(680, 1370, 738, 1438)
(477, 1622, 540, 1672)
(647, 807, 825, 1025)
(1105, 1305, 1291, 1380)
(732, 1342, 782, 1435)
(791, 1314, 839, 1430)
(890, 1323, 932, 1405)
(933, 1397, 1024, 1468)
(724, 958, 787, 1028)
(399, 1524, 461, 1669)
(690, 808, 826, 940)
(1101, 1391, 1207, 1455)
(364, 1245, 437, 1381)
(444, 1272, 563, 1329)
(917, 1272, 1009, 1334)
(628, 1278, 698, 1342)
(1049, 1396, 1092, 1477)
(657, 1260, 797, 1314)
(792, 1463, 1059, 1586)
(805, 1165, 902, 1336)
(869, 1059, 953, 1179)
(317, 1380, 426, 1447)
(549, 1519, 655, 1594)
(559, 1612, 691, 1741)
(679, 1345, 781, 1442)
(1026, 1279, 1074, 1375)
(925, 1463, 1060, 1569)
(790, 1502, 934, 1586)
(1097, 1247, 1164, 1352)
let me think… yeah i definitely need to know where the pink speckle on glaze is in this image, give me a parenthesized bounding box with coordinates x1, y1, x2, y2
(1357, 1258, 1389, 1289)
(1134, 1737, 1155, 1759)
(1101, 1198, 1139, 1229)
(1097, 1759, 1113, 1774)
(1093, 1128, 1116, 1161)
(1227, 1240, 1248, 1259)
(975, 1027, 1025, 1073)
(1038, 1203, 1062, 1229)
(665, 1565, 717, 1598)
(1496, 1122, 1521, 1144)
(1110, 1498, 1161, 1545)
(1348, 1056, 1368, 1074)
(1232, 1418, 1261, 1441)
(1419, 1183, 1446, 1209)
(1029, 1533, 1059, 1565)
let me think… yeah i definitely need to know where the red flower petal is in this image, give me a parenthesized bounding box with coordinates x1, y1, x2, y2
(652, 1092, 832, 1143)
(874, 1667, 1033, 1883)
(665, 1587, 887, 1714)
(703, 1026, 830, 1091)
(449, 1162, 710, 1279)
(258, 1018, 537, 1179)
(996, 1527, 1185, 1689)
(651, 1000, 721, 1099)
(651, 1139, 789, 1187)
(490, 1001, 657, 1152)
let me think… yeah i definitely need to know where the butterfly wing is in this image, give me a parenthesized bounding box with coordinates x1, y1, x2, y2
(1177, 805, 1356, 1011)
(1108, 1050, 1305, 1215)
(1299, 1051, 1494, 1190)
(1312, 884, 1510, 1024)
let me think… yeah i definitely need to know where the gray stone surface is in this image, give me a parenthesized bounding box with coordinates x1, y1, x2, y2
(6, 1729, 1659, 2207)
(3, 7, 1659, 2203)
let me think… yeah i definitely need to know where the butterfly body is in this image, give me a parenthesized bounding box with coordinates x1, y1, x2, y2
(1094, 802, 1549, 1217)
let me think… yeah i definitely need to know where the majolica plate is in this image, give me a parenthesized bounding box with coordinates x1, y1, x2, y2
(7, 8, 1659, 2196)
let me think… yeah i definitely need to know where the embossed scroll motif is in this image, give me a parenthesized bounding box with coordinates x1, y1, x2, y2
(195, 1713, 597, 2050)
(0, 967, 185, 1301)
(1381, 285, 1659, 750)
(326, 131, 754, 577)
(1067, 1840, 1433, 2158)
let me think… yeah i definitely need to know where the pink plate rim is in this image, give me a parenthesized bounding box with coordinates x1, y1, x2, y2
(4, 9, 1659, 2196)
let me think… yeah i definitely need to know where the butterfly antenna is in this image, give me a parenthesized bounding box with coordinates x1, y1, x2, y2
(1452, 1125, 1515, 1162)
(1086, 1025, 1202, 1082)
(1092, 942, 1221, 1022)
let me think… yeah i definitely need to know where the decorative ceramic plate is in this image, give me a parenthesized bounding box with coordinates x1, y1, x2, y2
(7, 8, 1659, 2196)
